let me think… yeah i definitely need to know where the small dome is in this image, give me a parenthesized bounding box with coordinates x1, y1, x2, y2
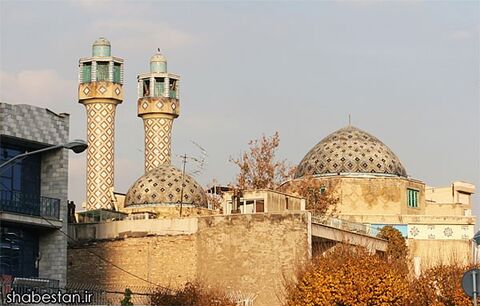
(93, 37, 111, 46)
(151, 52, 167, 63)
(125, 165, 207, 207)
(295, 126, 407, 178)
(150, 52, 167, 73)
(92, 37, 111, 57)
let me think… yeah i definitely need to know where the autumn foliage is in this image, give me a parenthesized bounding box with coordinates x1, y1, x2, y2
(230, 132, 295, 190)
(279, 175, 339, 216)
(408, 264, 474, 306)
(377, 225, 409, 275)
(150, 282, 235, 306)
(285, 245, 410, 306)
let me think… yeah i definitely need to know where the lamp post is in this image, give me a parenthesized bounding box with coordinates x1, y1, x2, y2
(0, 139, 88, 170)
(473, 230, 480, 265)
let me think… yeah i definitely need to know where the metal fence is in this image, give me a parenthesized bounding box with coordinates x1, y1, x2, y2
(312, 215, 381, 238)
(0, 190, 60, 219)
(0, 281, 155, 305)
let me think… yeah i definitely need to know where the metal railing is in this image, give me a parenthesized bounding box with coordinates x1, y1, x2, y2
(312, 215, 381, 238)
(0, 190, 60, 219)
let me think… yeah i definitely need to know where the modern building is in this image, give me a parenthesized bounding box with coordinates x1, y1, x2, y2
(282, 125, 476, 269)
(0, 102, 70, 287)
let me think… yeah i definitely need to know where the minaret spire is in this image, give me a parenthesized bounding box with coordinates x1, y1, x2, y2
(78, 37, 124, 210)
(137, 51, 180, 172)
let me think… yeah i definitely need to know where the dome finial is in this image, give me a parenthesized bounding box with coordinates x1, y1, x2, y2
(150, 51, 167, 73)
(92, 37, 111, 57)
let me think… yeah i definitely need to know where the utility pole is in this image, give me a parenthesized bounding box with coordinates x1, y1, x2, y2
(179, 154, 187, 217)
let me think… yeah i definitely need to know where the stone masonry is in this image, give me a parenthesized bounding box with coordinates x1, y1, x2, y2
(68, 212, 311, 305)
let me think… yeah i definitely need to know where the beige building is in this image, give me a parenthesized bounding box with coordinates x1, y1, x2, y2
(282, 125, 475, 270)
(222, 189, 306, 214)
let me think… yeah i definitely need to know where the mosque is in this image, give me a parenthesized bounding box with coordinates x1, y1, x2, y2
(281, 125, 475, 268)
(68, 38, 475, 304)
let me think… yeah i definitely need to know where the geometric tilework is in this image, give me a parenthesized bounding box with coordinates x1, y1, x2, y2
(143, 117, 173, 172)
(295, 125, 407, 178)
(0, 103, 69, 145)
(125, 164, 207, 207)
(84, 102, 117, 210)
(407, 224, 473, 240)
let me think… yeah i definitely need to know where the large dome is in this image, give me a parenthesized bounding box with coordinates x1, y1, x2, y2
(125, 165, 207, 207)
(295, 126, 407, 178)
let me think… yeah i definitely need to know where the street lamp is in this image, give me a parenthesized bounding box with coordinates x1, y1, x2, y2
(473, 230, 480, 265)
(0, 139, 88, 170)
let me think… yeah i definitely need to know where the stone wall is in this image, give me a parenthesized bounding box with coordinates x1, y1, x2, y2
(196, 213, 310, 305)
(68, 212, 311, 305)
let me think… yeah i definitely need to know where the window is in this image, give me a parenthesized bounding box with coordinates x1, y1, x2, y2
(255, 200, 264, 213)
(1, 142, 42, 216)
(407, 188, 419, 208)
(169, 79, 177, 99)
(96, 62, 109, 81)
(1, 143, 41, 196)
(142, 79, 150, 97)
(113, 63, 121, 84)
(81, 62, 91, 83)
(0, 226, 39, 278)
(154, 78, 164, 97)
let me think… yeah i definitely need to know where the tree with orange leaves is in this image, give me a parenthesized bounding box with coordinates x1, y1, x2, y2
(230, 132, 295, 190)
(408, 263, 473, 306)
(285, 245, 410, 306)
(278, 175, 339, 216)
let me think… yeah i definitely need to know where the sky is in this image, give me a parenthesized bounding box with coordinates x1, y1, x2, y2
(0, 1, 479, 215)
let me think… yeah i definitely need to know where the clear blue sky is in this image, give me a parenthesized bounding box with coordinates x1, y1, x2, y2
(1, 1, 478, 215)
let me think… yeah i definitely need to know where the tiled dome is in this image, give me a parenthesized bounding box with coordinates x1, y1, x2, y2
(295, 126, 407, 178)
(125, 165, 207, 207)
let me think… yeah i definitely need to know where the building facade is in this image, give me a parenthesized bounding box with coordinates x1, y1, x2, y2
(0, 102, 69, 287)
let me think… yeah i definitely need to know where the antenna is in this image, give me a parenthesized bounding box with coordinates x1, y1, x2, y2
(348, 114, 351, 126)
(175, 140, 208, 216)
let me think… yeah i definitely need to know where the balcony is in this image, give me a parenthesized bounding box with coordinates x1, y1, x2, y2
(0, 191, 60, 220)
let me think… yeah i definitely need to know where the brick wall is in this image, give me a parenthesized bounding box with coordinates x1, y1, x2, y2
(68, 212, 310, 305)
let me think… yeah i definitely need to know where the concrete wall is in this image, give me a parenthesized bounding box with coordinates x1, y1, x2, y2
(426, 181, 475, 206)
(313, 176, 426, 216)
(0, 103, 69, 286)
(68, 212, 311, 305)
(408, 239, 472, 269)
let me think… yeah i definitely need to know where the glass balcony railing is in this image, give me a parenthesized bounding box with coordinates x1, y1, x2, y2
(0, 191, 60, 220)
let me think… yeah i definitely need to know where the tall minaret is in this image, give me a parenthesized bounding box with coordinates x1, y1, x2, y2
(137, 52, 180, 172)
(78, 37, 124, 210)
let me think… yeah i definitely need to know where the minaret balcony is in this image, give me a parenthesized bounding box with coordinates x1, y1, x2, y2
(137, 97, 180, 118)
(78, 81, 123, 103)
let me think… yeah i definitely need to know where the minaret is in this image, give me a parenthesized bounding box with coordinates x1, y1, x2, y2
(137, 52, 180, 172)
(78, 37, 124, 210)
